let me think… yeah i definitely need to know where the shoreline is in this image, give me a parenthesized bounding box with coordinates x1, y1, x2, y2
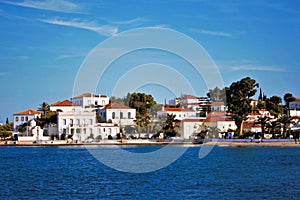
(0, 140, 299, 147)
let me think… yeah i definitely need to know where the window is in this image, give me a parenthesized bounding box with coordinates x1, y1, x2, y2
(112, 112, 115, 119)
(128, 112, 131, 119)
(120, 112, 123, 119)
(25, 117, 28, 121)
(89, 119, 93, 125)
(95, 101, 98, 106)
(90, 128, 92, 134)
(70, 119, 73, 125)
(77, 119, 80, 125)
(63, 119, 66, 125)
(109, 128, 112, 134)
(103, 128, 106, 133)
(102, 100, 105, 105)
(21, 117, 24, 121)
(15, 117, 19, 122)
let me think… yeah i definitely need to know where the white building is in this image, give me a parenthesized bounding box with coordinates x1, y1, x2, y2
(71, 93, 109, 109)
(168, 95, 211, 115)
(13, 109, 42, 131)
(13, 120, 50, 142)
(211, 101, 226, 112)
(157, 107, 197, 120)
(98, 103, 136, 126)
(50, 100, 81, 112)
(290, 98, 300, 117)
(57, 109, 96, 141)
(180, 118, 205, 139)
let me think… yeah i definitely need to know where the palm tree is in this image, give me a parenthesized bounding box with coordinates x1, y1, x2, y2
(266, 120, 281, 139)
(279, 114, 294, 138)
(255, 116, 270, 139)
(38, 102, 50, 116)
(162, 114, 180, 138)
(134, 113, 151, 138)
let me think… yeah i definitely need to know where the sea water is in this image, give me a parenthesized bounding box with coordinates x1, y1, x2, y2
(0, 145, 299, 199)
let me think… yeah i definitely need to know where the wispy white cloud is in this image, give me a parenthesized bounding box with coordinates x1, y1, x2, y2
(230, 65, 286, 72)
(1, 0, 81, 13)
(39, 18, 118, 36)
(113, 17, 146, 25)
(191, 29, 233, 37)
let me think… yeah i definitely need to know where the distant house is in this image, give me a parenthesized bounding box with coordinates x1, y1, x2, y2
(98, 103, 136, 126)
(71, 93, 109, 109)
(290, 98, 300, 117)
(168, 95, 211, 115)
(13, 109, 42, 131)
(50, 100, 81, 113)
(157, 107, 197, 120)
(211, 101, 226, 112)
(180, 118, 205, 139)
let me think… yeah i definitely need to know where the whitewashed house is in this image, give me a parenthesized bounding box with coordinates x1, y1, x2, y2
(211, 101, 226, 112)
(290, 98, 300, 117)
(98, 103, 136, 126)
(13, 119, 50, 142)
(157, 107, 197, 120)
(50, 100, 81, 113)
(13, 109, 42, 131)
(180, 118, 205, 139)
(71, 93, 109, 109)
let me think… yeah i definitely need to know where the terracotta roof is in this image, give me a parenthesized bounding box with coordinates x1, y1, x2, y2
(102, 103, 133, 110)
(50, 100, 80, 107)
(72, 93, 108, 99)
(211, 101, 225, 106)
(14, 109, 42, 115)
(181, 95, 198, 99)
(204, 117, 234, 122)
(181, 118, 205, 122)
(207, 112, 229, 117)
(163, 107, 195, 112)
(292, 98, 300, 102)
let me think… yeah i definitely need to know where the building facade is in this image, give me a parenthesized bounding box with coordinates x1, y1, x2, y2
(98, 103, 136, 126)
(13, 109, 42, 131)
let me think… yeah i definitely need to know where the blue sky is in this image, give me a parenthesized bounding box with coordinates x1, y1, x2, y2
(0, 0, 300, 122)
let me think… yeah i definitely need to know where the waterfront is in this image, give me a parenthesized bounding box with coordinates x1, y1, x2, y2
(0, 146, 299, 199)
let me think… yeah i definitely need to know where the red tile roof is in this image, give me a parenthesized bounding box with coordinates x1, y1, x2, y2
(102, 103, 133, 110)
(72, 93, 108, 99)
(292, 98, 300, 102)
(50, 100, 80, 107)
(211, 101, 225, 106)
(163, 107, 195, 112)
(204, 117, 234, 122)
(15, 109, 42, 115)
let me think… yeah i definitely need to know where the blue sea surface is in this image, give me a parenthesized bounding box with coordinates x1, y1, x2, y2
(0, 145, 299, 199)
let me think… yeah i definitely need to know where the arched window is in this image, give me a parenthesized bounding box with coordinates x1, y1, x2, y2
(112, 112, 115, 119)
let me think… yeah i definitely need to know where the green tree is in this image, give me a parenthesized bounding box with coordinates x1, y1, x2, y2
(267, 120, 281, 139)
(38, 102, 50, 116)
(134, 113, 151, 138)
(162, 114, 180, 138)
(129, 93, 156, 116)
(226, 77, 259, 135)
(279, 114, 294, 138)
(207, 87, 226, 102)
(265, 96, 283, 117)
(37, 111, 57, 128)
(255, 116, 270, 139)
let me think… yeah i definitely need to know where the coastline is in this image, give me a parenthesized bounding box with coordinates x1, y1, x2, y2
(0, 139, 299, 147)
